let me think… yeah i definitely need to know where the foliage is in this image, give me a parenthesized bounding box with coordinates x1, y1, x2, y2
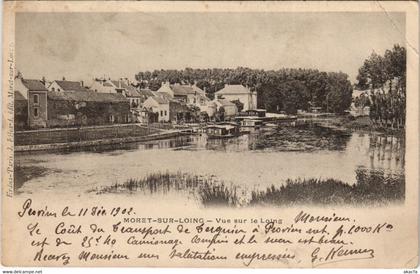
(91, 169, 404, 207)
(356, 44, 406, 129)
(230, 99, 244, 112)
(250, 169, 404, 206)
(215, 106, 225, 122)
(353, 93, 370, 108)
(135, 67, 353, 114)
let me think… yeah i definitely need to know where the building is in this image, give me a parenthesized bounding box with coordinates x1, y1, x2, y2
(202, 101, 217, 118)
(14, 78, 49, 129)
(214, 84, 257, 111)
(157, 82, 188, 102)
(15, 77, 48, 100)
(157, 83, 210, 107)
(27, 90, 130, 129)
(169, 100, 191, 123)
(14, 90, 28, 130)
(48, 80, 88, 92)
(212, 99, 238, 118)
(90, 78, 142, 109)
(142, 95, 170, 123)
(138, 88, 156, 105)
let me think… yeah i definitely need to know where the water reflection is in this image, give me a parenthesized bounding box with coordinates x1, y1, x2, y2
(14, 122, 405, 199)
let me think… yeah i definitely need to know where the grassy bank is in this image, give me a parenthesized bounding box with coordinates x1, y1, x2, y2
(14, 165, 55, 191)
(92, 170, 404, 207)
(15, 124, 160, 146)
(250, 169, 404, 206)
(92, 172, 241, 207)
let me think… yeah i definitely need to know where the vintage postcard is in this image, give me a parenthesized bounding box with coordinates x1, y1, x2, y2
(1, 1, 419, 269)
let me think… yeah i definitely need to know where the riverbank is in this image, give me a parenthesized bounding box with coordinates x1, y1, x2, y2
(332, 116, 404, 136)
(14, 124, 188, 152)
(90, 170, 405, 207)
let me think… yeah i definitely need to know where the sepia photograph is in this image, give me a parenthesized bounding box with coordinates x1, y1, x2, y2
(13, 11, 406, 207)
(2, 1, 418, 269)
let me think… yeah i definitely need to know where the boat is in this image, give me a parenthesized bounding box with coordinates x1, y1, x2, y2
(204, 123, 240, 139)
(240, 118, 264, 128)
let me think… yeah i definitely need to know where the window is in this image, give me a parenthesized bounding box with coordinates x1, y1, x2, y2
(109, 114, 115, 123)
(57, 88, 60, 92)
(164, 110, 167, 116)
(160, 110, 163, 116)
(33, 107, 39, 118)
(33, 94, 39, 105)
(52, 87, 55, 91)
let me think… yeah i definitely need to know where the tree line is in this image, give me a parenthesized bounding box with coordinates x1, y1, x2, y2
(355, 44, 406, 129)
(135, 67, 353, 114)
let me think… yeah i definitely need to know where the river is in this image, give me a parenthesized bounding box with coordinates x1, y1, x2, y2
(14, 122, 405, 206)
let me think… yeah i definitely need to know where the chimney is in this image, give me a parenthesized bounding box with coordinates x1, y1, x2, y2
(62, 76, 66, 81)
(80, 81, 84, 88)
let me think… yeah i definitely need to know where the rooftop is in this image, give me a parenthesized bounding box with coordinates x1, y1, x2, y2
(138, 88, 155, 97)
(215, 98, 236, 107)
(54, 80, 88, 92)
(148, 94, 170, 104)
(111, 80, 142, 98)
(15, 90, 27, 100)
(215, 84, 252, 95)
(47, 90, 128, 103)
(21, 79, 48, 91)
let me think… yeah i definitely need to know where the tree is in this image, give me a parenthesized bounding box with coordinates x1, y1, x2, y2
(356, 44, 406, 129)
(216, 107, 225, 122)
(187, 105, 201, 122)
(231, 99, 244, 112)
(199, 111, 209, 122)
(135, 67, 354, 114)
(324, 72, 353, 114)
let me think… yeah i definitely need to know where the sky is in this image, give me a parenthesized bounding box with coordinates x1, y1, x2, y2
(15, 12, 405, 84)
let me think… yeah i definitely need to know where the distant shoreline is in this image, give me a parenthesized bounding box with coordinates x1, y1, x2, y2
(14, 124, 186, 152)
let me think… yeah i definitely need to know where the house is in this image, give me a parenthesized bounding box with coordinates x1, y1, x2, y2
(214, 84, 257, 111)
(212, 99, 238, 118)
(15, 77, 48, 100)
(157, 82, 188, 103)
(157, 83, 210, 107)
(142, 95, 170, 123)
(14, 90, 29, 130)
(48, 80, 88, 92)
(202, 101, 217, 118)
(27, 90, 130, 129)
(169, 100, 191, 123)
(138, 88, 156, 105)
(90, 78, 142, 109)
(14, 77, 49, 129)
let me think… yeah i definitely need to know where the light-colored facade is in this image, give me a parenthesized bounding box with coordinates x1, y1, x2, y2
(212, 99, 238, 117)
(214, 84, 257, 111)
(142, 96, 170, 122)
(157, 83, 210, 108)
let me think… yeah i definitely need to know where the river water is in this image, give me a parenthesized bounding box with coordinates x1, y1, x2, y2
(15, 123, 405, 202)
